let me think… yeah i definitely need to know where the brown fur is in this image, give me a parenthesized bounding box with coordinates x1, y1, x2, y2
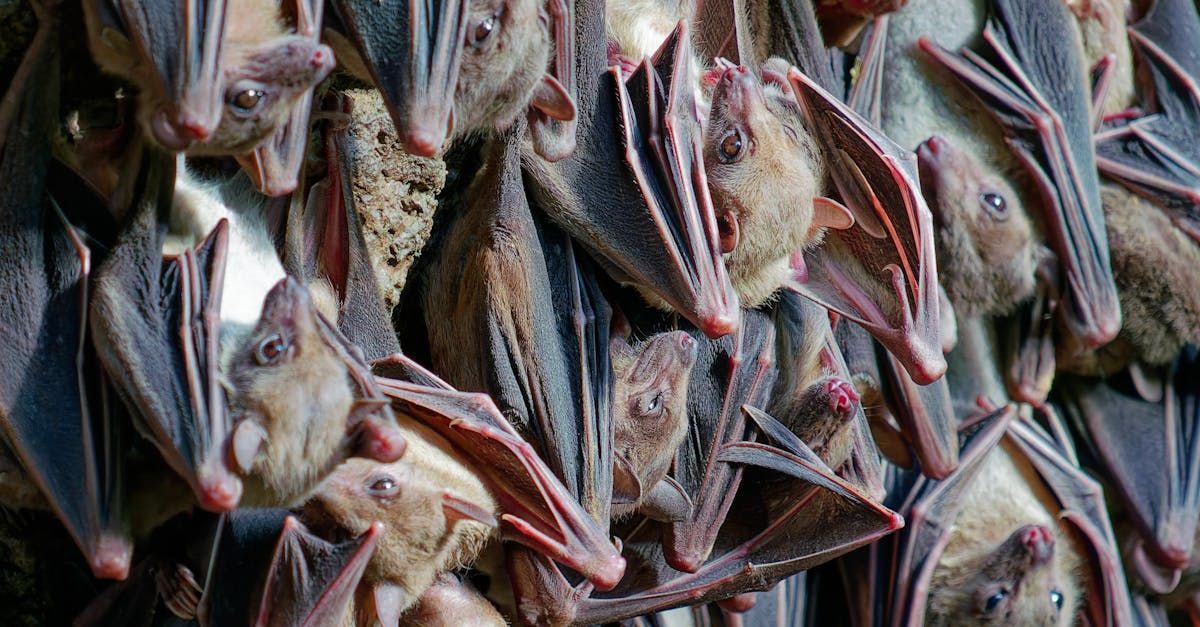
(1067, 0, 1136, 116)
(303, 419, 498, 616)
(609, 331, 699, 520)
(928, 443, 1084, 626)
(705, 71, 824, 308)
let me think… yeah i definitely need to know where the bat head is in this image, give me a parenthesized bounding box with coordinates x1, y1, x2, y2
(187, 35, 335, 157)
(302, 439, 497, 616)
(227, 277, 393, 505)
(916, 135, 1039, 317)
(611, 331, 699, 504)
(928, 523, 1081, 626)
(704, 65, 828, 308)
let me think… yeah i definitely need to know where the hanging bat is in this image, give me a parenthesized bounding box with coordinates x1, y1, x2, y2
(610, 330, 699, 522)
(280, 92, 400, 361)
(397, 573, 506, 627)
(920, 0, 1122, 349)
(1001, 253, 1059, 406)
(523, 14, 739, 339)
(1058, 347, 1200, 594)
(225, 276, 407, 507)
(0, 1, 132, 580)
(508, 398, 901, 625)
(83, 0, 334, 197)
(373, 363, 626, 592)
(300, 417, 499, 625)
(838, 405, 1132, 626)
(1093, 0, 1200, 245)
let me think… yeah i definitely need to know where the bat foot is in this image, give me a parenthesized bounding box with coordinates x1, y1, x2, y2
(157, 562, 202, 620)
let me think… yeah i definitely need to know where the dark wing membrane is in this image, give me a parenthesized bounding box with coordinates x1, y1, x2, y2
(1093, 0, 1200, 244)
(1002, 259, 1059, 406)
(920, 0, 1120, 347)
(90, 155, 242, 513)
(328, 0, 467, 156)
(878, 349, 958, 480)
(0, 7, 132, 579)
(787, 70, 945, 385)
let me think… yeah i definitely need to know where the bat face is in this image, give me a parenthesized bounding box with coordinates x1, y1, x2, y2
(226, 277, 399, 505)
(704, 65, 827, 309)
(187, 35, 335, 157)
(916, 135, 1039, 317)
(929, 523, 1078, 626)
(611, 330, 698, 510)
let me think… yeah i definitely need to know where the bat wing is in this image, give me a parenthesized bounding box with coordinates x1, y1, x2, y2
(283, 92, 400, 361)
(691, 0, 744, 66)
(328, 0, 467, 157)
(664, 308, 779, 573)
(92, 0, 227, 140)
(878, 347, 958, 480)
(526, 13, 739, 339)
(1059, 350, 1200, 592)
(786, 69, 945, 385)
(920, 0, 1121, 347)
(845, 15, 888, 125)
(1002, 257, 1059, 406)
(252, 516, 381, 627)
(375, 375, 625, 590)
(1005, 410, 1133, 625)
(237, 0, 325, 196)
(0, 8, 132, 580)
(1093, 0, 1200, 244)
(748, 0, 837, 92)
(90, 155, 242, 513)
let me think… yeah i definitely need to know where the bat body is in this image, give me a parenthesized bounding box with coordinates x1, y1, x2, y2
(397, 573, 505, 626)
(610, 330, 699, 522)
(302, 416, 498, 625)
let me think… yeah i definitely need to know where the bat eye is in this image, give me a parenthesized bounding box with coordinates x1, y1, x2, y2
(643, 393, 663, 416)
(984, 589, 1007, 613)
(228, 86, 268, 116)
(365, 475, 400, 496)
(1050, 589, 1063, 610)
(469, 11, 501, 48)
(254, 334, 289, 366)
(719, 130, 745, 163)
(978, 192, 1008, 220)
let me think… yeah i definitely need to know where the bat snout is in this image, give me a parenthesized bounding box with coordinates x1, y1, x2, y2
(89, 536, 133, 581)
(1018, 524, 1055, 566)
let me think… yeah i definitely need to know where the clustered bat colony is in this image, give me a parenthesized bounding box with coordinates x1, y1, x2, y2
(2, 0, 1199, 624)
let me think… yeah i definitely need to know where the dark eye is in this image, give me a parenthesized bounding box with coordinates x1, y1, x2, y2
(1050, 589, 1063, 610)
(985, 589, 1007, 612)
(254, 334, 289, 366)
(469, 11, 501, 48)
(229, 88, 267, 116)
(979, 192, 1008, 220)
(644, 393, 663, 415)
(719, 130, 745, 163)
(366, 475, 399, 496)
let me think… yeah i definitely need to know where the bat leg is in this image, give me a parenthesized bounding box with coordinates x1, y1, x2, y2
(156, 561, 203, 620)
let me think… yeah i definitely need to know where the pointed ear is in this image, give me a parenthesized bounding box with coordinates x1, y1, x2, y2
(611, 456, 642, 504)
(811, 196, 855, 231)
(441, 491, 499, 528)
(639, 476, 693, 522)
(531, 75, 576, 122)
(372, 583, 407, 627)
(231, 419, 267, 473)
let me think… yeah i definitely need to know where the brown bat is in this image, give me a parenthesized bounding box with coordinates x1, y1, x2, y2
(0, 1, 133, 580)
(838, 405, 1132, 626)
(225, 277, 407, 507)
(302, 418, 498, 625)
(523, 16, 740, 339)
(84, 0, 334, 196)
(1058, 347, 1200, 594)
(921, 0, 1122, 349)
(610, 330, 699, 522)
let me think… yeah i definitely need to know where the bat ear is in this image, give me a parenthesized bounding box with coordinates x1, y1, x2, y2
(441, 492, 499, 528)
(811, 196, 856, 231)
(640, 476, 693, 523)
(612, 456, 643, 504)
(760, 59, 796, 101)
(530, 75, 577, 123)
(231, 419, 268, 473)
(372, 583, 407, 627)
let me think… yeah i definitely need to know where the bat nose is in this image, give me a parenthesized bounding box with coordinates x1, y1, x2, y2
(355, 419, 408, 463)
(699, 311, 739, 338)
(90, 535, 133, 580)
(402, 128, 446, 157)
(1019, 524, 1055, 566)
(197, 474, 243, 512)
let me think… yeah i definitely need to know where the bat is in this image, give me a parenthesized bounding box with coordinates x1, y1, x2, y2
(920, 0, 1122, 349)
(89, 152, 244, 514)
(1093, 0, 1200, 245)
(814, 0, 907, 47)
(224, 276, 407, 507)
(838, 405, 1132, 626)
(522, 11, 740, 339)
(610, 330, 699, 522)
(397, 574, 505, 626)
(0, 1, 132, 580)
(83, 0, 335, 196)
(373, 362, 626, 591)
(1001, 254, 1059, 406)
(1058, 347, 1200, 594)
(702, 61, 855, 309)
(280, 92, 400, 361)
(300, 418, 498, 625)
